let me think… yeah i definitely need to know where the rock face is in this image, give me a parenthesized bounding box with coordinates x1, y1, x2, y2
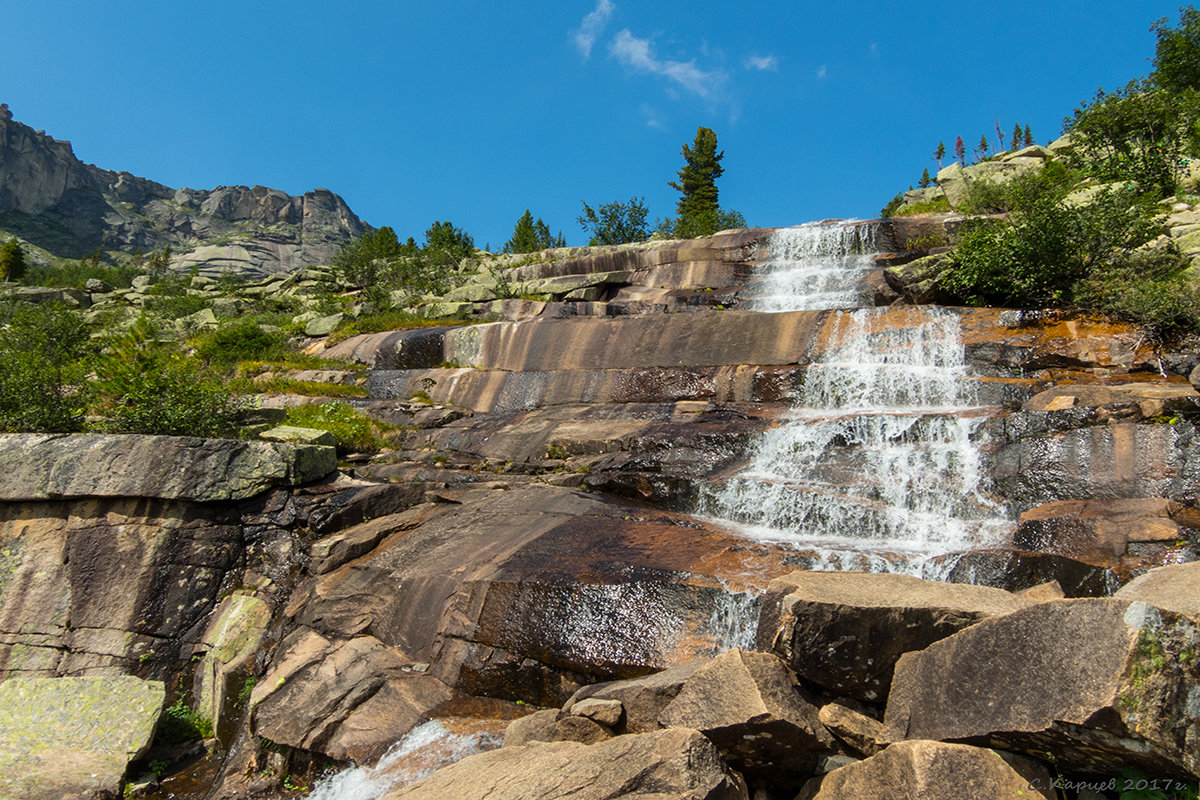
(0, 433, 336, 502)
(382, 728, 749, 800)
(0, 676, 164, 800)
(0, 110, 368, 276)
(881, 599, 1200, 778)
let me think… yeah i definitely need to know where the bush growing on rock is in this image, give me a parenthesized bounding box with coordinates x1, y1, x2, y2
(0, 303, 92, 432)
(578, 197, 651, 245)
(92, 317, 238, 437)
(195, 321, 286, 365)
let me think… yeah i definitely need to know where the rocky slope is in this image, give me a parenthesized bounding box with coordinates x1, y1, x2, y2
(2, 224, 1200, 799)
(0, 104, 369, 277)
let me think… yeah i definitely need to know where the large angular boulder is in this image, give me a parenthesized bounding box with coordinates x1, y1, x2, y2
(795, 740, 1055, 800)
(757, 571, 1033, 701)
(382, 728, 749, 800)
(658, 649, 836, 785)
(0, 676, 164, 800)
(881, 599, 1200, 778)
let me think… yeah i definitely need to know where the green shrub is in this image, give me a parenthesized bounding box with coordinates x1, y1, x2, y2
(154, 699, 213, 745)
(195, 321, 286, 365)
(945, 186, 1162, 307)
(19, 259, 141, 289)
(892, 196, 951, 216)
(92, 318, 238, 437)
(1063, 78, 1200, 195)
(1074, 248, 1200, 341)
(0, 303, 93, 432)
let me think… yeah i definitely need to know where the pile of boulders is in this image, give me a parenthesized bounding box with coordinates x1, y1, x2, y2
(380, 568, 1200, 800)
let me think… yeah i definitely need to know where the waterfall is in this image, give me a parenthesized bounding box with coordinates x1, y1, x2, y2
(702, 223, 1009, 569)
(746, 221, 881, 311)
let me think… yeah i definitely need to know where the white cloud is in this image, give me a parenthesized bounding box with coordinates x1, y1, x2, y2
(572, 0, 615, 59)
(816, 64, 827, 79)
(640, 103, 665, 129)
(609, 29, 726, 98)
(745, 54, 778, 72)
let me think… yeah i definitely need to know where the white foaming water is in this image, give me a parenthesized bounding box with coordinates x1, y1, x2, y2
(305, 720, 500, 800)
(704, 224, 1010, 568)
(747, 221, 880, 311)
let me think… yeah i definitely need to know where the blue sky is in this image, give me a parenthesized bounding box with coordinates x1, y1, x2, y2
(2, 1, 1189, 250)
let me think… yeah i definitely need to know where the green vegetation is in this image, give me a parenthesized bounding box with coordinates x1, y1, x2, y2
(0, 303, 93, 432)
(283, 402, 399, 453)
(0, 239, 27, 281)
(578, 197, 650, 245)
(19, 258, 140, 289)
(877, 6, 1200, 345)
(503, 210, 566, 253)
(665, 126, 745, 238)
(154, 698, 214, 745)
(195, 321, 286, 365)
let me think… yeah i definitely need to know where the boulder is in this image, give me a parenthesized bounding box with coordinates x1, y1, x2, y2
(194, 593, 272, 743)
(382, 728, 749, 800)
(259, 425, 338, 448)
(757, 571, 1032, 701)
(564, 659, 706, 734)
(818, 703, 884, 758)
(305, 313, 347, 337)
(658, 649, 836, 784)
(930, 548, 1118, 597)
(500, 709, 612, 747)
(882, 253, 955, 304)
(795, 740, 1055, 800)
(250, 629, 461, 764)
(881, 599, 1200, 777)
(0, 676, 164, 800)
(0, 433, 337, 502)
(1115, 562, 1200, 616)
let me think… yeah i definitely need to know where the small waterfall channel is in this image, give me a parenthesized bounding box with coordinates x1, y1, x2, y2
(702, 222, 1010, 571)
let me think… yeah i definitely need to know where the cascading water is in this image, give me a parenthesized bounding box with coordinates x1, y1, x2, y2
(746, 221, 881, 311)
(703, 222, 1010, 570)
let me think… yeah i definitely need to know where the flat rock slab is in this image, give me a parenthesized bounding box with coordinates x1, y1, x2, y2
(0, 676, 164, 799)
(882, 599, 1200, 778)
(383, 727, 748, 800)
(0, 433, 336, 502)
(757, 571, 1032, 701)
(796, 740, 1055, 800)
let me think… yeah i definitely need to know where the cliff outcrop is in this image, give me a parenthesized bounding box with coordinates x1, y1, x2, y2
(0, 105, 369, 277)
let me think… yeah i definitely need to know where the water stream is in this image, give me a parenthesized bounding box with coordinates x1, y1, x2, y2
(702, 222, 1010, 571)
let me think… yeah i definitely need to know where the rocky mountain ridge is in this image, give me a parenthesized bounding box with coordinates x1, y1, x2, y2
(0, 104, 369, 278)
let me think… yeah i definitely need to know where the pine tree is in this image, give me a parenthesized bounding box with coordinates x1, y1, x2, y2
(919, 168, 932, 188)
(1011, 122, 1023, 151)
(503, 210, 560, 254)
(669, 126, 726, 238)
(0, 238, 25, 282)
(954, 136, 966, 166)
(975, 134, 990, 161)
(933, 141, 946, 169)
(1023, 124, 1035, 147)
